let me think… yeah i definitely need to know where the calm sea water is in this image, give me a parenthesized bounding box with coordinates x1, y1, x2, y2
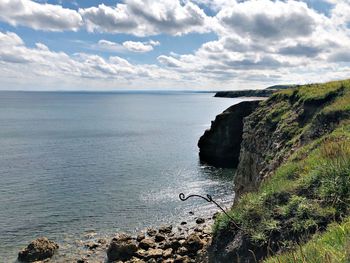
(0, 91, 242, 261)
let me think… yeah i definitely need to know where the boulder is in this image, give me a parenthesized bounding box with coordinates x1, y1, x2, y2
(147, 228, 157, 237)
(139, 238, 156, 250)
(195, 218, 205, 224)
(84, 241, 99, 250)
(146, 248, 163, 259)
(163, 248, 173, 258)
(177, 246, 188, 256)
(155, 234, 166, 242)
(137, 233, 146, 242)
(159, 225, 173, 234)
(107, 233, 137, 261)
(184, 234, 203, 253)
(18, 237, 59, 262)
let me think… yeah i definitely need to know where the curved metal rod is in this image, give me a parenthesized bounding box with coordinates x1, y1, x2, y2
(179, 193, 243, 230)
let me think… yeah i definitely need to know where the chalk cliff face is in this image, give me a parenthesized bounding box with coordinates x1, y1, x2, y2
(198, 100, 262, 168)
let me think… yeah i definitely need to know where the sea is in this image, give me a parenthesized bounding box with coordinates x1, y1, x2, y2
(0, 91, 246, 261)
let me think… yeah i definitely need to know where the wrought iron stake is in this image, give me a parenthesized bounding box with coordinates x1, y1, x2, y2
(179, 193, 242, 230)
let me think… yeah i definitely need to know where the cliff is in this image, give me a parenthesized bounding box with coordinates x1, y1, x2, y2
(214, 90, 275, 98)
(206, 79, 350, 262)
(214, 85, 296, 98)
(198, 100, 262, 168)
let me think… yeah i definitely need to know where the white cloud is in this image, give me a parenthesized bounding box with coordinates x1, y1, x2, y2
(96, 39, 160, 53)
(0, 0, 82, 31)
(122, 40, 159, 52)
(97, 39, 125, 53)
(79, 0, 211, 36)
(216, 0, 319, 40)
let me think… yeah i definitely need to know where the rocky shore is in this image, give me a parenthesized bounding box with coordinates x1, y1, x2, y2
(18, 215, 217, 263)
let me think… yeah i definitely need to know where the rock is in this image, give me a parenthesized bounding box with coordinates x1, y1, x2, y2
(163, 248, 173, 258)
(84, 241, 99, 250)
(77, 259, 88, 263)
(128, 257, 146, 263)
(98, 238, 107, 245)
(177, 246, 188, 256)
(159, 225, 173, 234)
(202, 226, 211, 235)
(155, 234, 166, 242)
(107, 234, 138, 261)
(135, 249, 148, 259)
(198, 100, 262, 168)
(196, 218, 205, 224)
(114, 233, 133, 241)
(174, 255, 193, 263)
(147, 248, 163, 259)
(18, 237, 59, 262)
(137, 233, 146, 242)
(189, 211, 194, 215)
(139, 238, 156, 250)
(167, 239, 181, 250)
(180, 221, 187, 225)
(212, 212, 220, 220)
(157, 241, 166, 249)
(194, 227, 203, 233)
(147, 229, 157, 237)
(178, 239, 186, 246)
(184, 234, 203, 253)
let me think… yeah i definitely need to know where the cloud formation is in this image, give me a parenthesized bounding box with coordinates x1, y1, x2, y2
(0, 0, 82, 31)
(0, 0, 350, 90)
(79, 0, 210, 36)
(122, 40, 160, 52)
(217, 0, 318, 40)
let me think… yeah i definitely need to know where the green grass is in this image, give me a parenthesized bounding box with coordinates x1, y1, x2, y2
(213, 79, 350, 261)
(214, 123, 350, 239)
(264, 219, 350, 263)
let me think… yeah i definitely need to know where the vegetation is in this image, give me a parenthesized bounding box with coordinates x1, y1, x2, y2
(213, 79, 350, 262)
(264, 219, 350, 263)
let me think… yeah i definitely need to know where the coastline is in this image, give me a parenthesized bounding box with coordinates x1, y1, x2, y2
(20, 213, 217, 262)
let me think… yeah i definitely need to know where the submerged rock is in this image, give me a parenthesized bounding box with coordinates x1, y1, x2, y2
(159, 225, 173, 234)
(18, 237, 59, 262)
(195, 218, 205, 224)
(198, 100, 262, 168)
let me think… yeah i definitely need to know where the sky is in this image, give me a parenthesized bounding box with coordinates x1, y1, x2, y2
(0, 0, 350, 91)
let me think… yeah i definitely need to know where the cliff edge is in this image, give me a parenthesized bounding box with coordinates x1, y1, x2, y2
(198, 100, 262, 168)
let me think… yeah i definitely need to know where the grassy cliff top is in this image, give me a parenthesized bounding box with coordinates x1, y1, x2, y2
(213, 79, 350, 262)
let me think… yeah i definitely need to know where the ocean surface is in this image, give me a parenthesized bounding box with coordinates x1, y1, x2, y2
(0, 91, 245, 261)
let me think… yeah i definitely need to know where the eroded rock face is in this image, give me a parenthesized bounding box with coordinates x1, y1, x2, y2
(18, 237, 59, 262)
(233, 89, 342, 197)
(198, 100, 262, 168)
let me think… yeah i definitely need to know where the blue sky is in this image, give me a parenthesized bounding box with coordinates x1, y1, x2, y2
(0, 0, 349, 91)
